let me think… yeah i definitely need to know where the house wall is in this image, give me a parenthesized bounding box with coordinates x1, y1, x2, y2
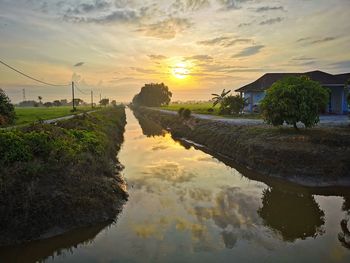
(243, 92, 265, 112)
(328, 86, 347, 114)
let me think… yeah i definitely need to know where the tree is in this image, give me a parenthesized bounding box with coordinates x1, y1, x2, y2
(38, 96, 42, 104)
(111, 100, 117, 106)
(212, 89, 231, 107)
(132, 83, 172, 107)
(100, 98, 109, 107)
(260, 76, 329, 129)
(53, 100, 62, 107)
(44, 102, 53, 107)
(219, 95, 246, 115)
(0, 89, 16, 126)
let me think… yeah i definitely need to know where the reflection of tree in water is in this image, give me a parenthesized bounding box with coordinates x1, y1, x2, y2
(133, 110, 165, 137)
(0, 223, 110, 263)
(339, 195, 350, 249)
(258, 188, 325, 242)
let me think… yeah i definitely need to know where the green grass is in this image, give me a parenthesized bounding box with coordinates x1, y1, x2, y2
(14, 106, 94, 126)
(160, 102, 262, 119)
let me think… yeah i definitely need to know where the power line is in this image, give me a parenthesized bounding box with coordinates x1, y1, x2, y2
(0, 58, 69, 87)
(74, 83, 89, 95)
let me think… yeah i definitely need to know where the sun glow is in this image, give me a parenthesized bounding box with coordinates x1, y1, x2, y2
(172, 62, 190, 79)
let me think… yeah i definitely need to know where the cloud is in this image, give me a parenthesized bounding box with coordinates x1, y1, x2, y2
(259, 17, 284, 25)
(65, 0, 112, 15)
(197, 36, 231, 46)
(232, 45, 264, 58)
(310, 37, 337, 44)
(171, 0, 211, 12)
(329, 60, 350, 69)
(197, 36, 253, 47)
(255, 6, 284, 12)
(64, 8, 139, 24)
(217, 0, 252, 10)
(74, 62, 84, 67)
(137, 17, 192, 39)
(148, 54, 167, 60)
(185, 55, 213, 61)
(297, 36, 338, 45)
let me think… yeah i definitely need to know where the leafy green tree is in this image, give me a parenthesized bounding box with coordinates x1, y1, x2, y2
(133, 83, 172, 107)
(0, 89, 16, 126)
(100, 98, 110, 107)
(212, 89, 231, 107)
(260, 76, 329, 129)
(219, 95, 246, 115)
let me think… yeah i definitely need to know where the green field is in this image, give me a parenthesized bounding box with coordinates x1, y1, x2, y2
(14, 106, 94, 126)
(161, 102, 220, 115)
(160, 102, 261, 119)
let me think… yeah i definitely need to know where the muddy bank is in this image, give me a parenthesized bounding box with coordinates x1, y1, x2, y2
(133, 107, 350, 187)
(0, 107, 128, 246)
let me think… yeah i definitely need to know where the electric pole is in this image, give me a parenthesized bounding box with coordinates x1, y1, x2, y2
(91, 90, 94, 109)
(72, 81, 76, 111)
(22, 88, 26, 102)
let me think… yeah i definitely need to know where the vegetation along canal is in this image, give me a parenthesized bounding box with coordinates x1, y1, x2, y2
(1, 108, 350, 263)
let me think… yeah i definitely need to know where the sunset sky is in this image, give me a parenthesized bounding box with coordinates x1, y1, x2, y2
(0, 0, 349, 103)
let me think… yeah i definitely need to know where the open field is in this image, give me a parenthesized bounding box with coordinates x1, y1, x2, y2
(160, 102, 262, 119)
(14, 106, 95, 126)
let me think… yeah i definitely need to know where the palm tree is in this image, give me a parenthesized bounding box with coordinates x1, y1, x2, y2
(38, 96, 42, 104)
(211, 89, 231, 107)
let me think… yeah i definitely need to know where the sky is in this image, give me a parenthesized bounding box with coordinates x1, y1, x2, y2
(0, 0, 349, 103)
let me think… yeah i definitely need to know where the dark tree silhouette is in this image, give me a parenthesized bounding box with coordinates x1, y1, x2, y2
(258, 188, 325, 242)
(0, 89, 16, 126)
(132, 83, 172, 107)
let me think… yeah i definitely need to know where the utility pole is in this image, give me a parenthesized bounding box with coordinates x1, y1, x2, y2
(22, 88, 26, 102)
(91, 90, 94, 109)
(72, 81, 76, 111)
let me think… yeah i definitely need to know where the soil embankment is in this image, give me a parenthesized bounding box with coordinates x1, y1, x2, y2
(0, 106, 128, 246)
(133, 107, 350, 187)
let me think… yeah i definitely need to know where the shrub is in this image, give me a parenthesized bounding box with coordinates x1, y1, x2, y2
(219, 95, 246, 115)
(182, 108, 192, 119)
(207, 108, 214, 113)
(260, 76, 329, 129)
(0, 89, 16, 126)
(178, 107, 185, 117)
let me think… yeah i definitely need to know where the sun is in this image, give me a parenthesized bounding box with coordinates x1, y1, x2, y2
(172, 62, 190, 79)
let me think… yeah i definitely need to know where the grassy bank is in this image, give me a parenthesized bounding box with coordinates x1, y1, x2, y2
(134, 107, 350, 186)
(0, 106, 127, 246)
(14, 106, 94, 126)
(160, 102, 261, 119)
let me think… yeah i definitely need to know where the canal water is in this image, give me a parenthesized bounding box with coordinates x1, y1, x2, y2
(1, 108, 350, 263)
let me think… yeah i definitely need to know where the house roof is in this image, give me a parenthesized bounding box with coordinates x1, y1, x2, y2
(235, 70, 350, 93)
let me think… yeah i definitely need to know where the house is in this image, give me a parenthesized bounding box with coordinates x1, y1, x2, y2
(235, 70, 350, 114)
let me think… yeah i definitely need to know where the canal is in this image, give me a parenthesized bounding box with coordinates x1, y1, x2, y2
(1, 108, 350, 262)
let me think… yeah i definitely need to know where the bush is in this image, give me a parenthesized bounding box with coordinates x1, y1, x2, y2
(178, 107, 185, 117)
(0, 89, 16, 126)
(182, 108, 192, 119)
(178, 108, 191, 119)
(260, 76, 329, 129)
(207, 108, 214, 113)
(219, 95, 246, 115)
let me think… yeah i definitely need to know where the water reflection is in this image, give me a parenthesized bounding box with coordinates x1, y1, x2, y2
(339, 196, 350, 249)
(258, 188, 325, 242)
(133, 109, 165, 137)
(1, 109, 350, 262)
(0, 223, 110, 263)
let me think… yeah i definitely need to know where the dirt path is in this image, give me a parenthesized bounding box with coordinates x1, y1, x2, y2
(156, 109, 350, 127)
